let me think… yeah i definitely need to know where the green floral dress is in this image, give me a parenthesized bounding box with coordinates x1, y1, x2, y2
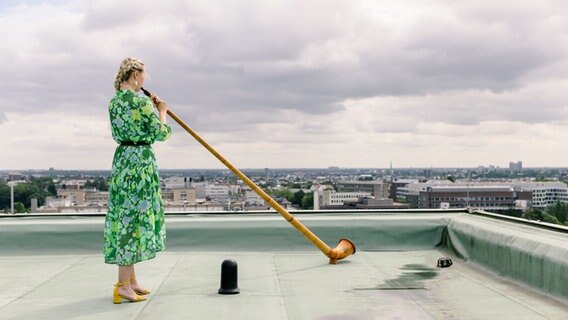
(104, 89, 172, 266)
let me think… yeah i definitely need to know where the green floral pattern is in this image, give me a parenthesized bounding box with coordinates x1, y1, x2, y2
(104, 89, 172, 266)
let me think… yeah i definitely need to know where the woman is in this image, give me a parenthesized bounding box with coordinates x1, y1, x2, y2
(104, 57, 171, 304)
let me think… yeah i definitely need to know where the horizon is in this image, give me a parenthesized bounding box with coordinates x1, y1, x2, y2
(2, 165, 568, 173)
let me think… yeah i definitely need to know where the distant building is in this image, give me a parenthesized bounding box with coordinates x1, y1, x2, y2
(418, 186, 529, 210)
(336, 181, 390, 198)
(509, 161, 523, 171)
(7, 173, 25, 182)
(342, 197, 410, 210)
(192, 182, 207, 199)
(85, 190, 109, 206)
(206, 184, 230, 202)
(163, 176, 191, 189)
(515, 182, 568, 209)
(164, 202, 223, 212)
(390, 179, 420, 201)
(320, 190, 372, 207)
(62, 180, 88, 188)
(244, 190, 265, 206)
(174, 188, 196, 204)
(398, 181, 567, 210)
(162, 187, 197, 205)
(44, 196, 72, 208)
(315, 184, 409, 209)
(311, 184, 333, 210)
(56, 187, 110, 206)
(57, 189, 86, 205)
(229, 185, 241, 195)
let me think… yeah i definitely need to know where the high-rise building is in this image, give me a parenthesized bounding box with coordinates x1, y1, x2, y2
(509, 161, 523, 171)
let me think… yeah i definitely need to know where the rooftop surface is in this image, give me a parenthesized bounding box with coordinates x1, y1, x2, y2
(1, 211, 567, 320)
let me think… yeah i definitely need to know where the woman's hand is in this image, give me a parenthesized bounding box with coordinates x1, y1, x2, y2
(149, 92, 163, 106)
(150, 93, 169, 113)
(149, 92, 169, 123)
(156, 100, 169, 114)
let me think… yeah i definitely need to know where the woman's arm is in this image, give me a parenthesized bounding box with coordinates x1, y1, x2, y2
(150, 93, 169, 124)
(156, 102, 168, 124)
(140, 98, 172, 142)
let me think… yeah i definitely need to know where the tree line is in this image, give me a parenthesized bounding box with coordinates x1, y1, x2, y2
(502, 202, 568, 226)
(0, 177, 57, 213)
(269, 188, 314, 209)
(0, 177, 108, 213)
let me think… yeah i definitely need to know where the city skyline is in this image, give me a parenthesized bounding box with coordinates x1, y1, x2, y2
(2, 0, 568, 170)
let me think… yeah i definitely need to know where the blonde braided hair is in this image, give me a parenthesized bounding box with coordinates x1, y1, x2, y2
(114, 57, 145, 90)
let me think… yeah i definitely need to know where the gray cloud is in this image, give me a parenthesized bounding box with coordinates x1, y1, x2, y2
(2, 0, 568, 168)
(3, 0, 567, 120)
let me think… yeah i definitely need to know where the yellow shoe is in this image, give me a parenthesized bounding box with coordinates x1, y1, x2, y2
(133, 288, 151, 295)
(130, 276, 151, 295)
(113, 281, 147, 304)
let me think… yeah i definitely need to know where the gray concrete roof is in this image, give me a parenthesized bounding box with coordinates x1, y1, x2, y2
(1, 212, 567, 319)
(1, 251, 567, 320)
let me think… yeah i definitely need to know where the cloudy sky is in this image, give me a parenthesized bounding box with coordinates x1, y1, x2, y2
(1, 0, 568, 170)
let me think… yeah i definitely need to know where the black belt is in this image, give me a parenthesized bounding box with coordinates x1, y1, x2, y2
(120, 141, 150, 146)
